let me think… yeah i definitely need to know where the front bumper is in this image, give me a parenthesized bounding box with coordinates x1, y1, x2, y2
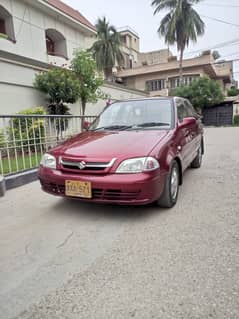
(38, 167, 166, 205)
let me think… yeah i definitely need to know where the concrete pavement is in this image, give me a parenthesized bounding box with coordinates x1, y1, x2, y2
(0, 127, 239, 319)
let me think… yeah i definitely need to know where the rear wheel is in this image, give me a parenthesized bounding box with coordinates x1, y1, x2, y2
(191, 143, 203, 169)
(157, 160, 179, 208)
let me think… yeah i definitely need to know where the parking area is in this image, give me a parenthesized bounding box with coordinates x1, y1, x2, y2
(0, 127, 239, 319)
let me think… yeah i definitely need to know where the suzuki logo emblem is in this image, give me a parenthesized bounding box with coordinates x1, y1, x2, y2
(78, 161, 86, 169)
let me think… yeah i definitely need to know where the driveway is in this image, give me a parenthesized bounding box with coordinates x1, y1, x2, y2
(0, 127, 238, 319)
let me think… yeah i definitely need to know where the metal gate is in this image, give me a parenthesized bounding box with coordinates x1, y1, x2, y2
(202, 103, 233, 126)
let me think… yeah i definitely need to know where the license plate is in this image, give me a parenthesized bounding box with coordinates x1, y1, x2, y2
(65, 180, 92, 198)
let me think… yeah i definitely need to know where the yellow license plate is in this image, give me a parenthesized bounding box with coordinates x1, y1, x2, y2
(65, 180, 92, 198)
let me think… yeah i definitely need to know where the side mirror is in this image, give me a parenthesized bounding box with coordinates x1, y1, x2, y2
(179, 117, 196, 127)
(83, 120, 90, 130)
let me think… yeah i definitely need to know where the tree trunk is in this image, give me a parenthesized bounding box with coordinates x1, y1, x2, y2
(81, 98, 86, 132)
(81, 98, 86, 116)
(179, 49, 184, 86)
(104, 67, 112, 82)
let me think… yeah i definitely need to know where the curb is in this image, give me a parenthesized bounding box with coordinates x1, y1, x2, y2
(0, 175, 6, 197)
(5, 169, 38, 191)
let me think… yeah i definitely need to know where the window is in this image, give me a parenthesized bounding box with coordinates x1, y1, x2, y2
(0, 18, 6, 34)
(45, 29, 67, 59)
(121, 35, 127, 45)
(46, 35, 55, 55)
(176, 99, 188, 121)
(0, 5, 15, 42)
(170, 75, 200, 88)
(146, 79, 165, 92)
(91, 99, 173, 130)
(184, 100, 198, 118)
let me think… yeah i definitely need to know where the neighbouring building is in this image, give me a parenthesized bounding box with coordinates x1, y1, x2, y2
(116, 30, 235, 97)
(0, 0, 147, 115)
(118, 26, 140, 70)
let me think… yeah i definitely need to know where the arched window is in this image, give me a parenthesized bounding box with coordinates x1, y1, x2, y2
(45, 29, 67, 59)
(0, 5, 15, 42)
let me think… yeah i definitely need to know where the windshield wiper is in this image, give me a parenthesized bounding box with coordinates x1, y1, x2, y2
(135, 122, 170, 128)
(92, 125, 133, 131)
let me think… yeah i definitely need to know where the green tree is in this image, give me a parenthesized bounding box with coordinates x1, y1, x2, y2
(151, 0, 205, 84)
(34, 68, 80, 114)
(90, 17, 124, 80)
(227, 87, 239, 97)
(71, 49, 104, 115)
(173, 76, 224, 110)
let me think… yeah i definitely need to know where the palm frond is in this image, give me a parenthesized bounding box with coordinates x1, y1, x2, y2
(152, 0, 178, 14)
(155, 0, 205, 51)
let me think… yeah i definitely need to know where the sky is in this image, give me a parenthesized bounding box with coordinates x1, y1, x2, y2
(65, 0, 239, 81)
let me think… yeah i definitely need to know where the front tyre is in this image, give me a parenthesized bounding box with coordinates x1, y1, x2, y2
(157, 160, 179, 208)
(191, 143, 203, 169)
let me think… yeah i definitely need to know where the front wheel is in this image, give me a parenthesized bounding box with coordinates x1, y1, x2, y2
(157, 160, 179, 208)
(191, 143, 203, 169)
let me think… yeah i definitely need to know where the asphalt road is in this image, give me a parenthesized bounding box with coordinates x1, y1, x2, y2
(0, 127, 239, 319)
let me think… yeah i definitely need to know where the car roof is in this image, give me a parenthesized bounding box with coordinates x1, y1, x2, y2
(113, 96, 186, 103)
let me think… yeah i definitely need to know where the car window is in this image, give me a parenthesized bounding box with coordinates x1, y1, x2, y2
(184, 100, 197, 118)
(176, 99, 187, 121)
(90, 99, 173, 130)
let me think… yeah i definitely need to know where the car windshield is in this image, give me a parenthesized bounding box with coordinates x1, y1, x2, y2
(90, 99, 173, 131)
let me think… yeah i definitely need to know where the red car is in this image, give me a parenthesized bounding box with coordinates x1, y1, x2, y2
(39, 97, 204, 208)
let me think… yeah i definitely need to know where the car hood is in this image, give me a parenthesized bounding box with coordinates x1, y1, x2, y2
(51, 130, 168, 160)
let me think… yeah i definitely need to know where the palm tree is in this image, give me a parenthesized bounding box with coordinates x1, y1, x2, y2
(90, 17, 124, 81)
(152, 0, 205, 85)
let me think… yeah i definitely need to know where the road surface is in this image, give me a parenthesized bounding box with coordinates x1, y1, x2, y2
(0, 127, 239, 319)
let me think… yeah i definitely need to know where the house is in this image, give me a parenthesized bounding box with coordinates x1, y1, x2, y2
(0, 0, 147, 115)
(116, 31, 234, 97)
(0, 0, 96, 114)
(117, 26, 140, 70)
(0, 0, 96, 66)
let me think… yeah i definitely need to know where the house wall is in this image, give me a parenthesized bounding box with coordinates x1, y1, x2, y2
(234, 103, 239, 116)
(0, 0, 95, 68)
(124, 66, 207, 96)
(137, 49, 172, 67)
(0, 59, 148, 116)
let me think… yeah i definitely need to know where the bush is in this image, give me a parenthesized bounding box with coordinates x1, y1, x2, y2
(173, 76, 224, 111)
(9, 107, 46, 152)
(0, 130, 7, 155)
(234, 115, 239, 126)
(227, 87, 239, 97)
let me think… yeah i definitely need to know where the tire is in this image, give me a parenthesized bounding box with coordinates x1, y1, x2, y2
(157, 160, 179, 208)
(191, 142, 203, 169)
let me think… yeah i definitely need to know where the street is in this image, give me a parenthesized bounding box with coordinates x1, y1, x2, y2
(0, 127, 239, 319)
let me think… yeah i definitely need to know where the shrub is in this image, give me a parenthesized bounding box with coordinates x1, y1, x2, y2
(173, 76, 224, 111)
(227, 87, 239, 97)
(9, 107, 46, 152)
(0, 130, 7, 157)
(234, 114, 239, 126)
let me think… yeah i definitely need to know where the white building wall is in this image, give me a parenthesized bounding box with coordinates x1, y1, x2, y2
(0, 60, 148, 115)
(0, 0, 95, 67)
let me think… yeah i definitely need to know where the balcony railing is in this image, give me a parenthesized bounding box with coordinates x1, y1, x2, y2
(0, 114, 97, 176)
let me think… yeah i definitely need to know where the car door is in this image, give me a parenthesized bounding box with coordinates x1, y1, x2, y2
(184, 100, 202, 161)
(175, 98, 192, 170)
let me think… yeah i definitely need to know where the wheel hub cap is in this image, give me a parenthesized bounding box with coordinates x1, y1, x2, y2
(171, 167, 179, 200)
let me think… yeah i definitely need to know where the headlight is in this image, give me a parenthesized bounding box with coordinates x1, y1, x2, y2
(40, 153, 56, 169)
(116, 157, 159, 173)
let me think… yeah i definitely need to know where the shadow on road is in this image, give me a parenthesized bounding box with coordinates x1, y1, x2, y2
(50, 198, 165, 222)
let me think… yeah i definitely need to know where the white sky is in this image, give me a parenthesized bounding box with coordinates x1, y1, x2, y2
(65, 0, 239, 81)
